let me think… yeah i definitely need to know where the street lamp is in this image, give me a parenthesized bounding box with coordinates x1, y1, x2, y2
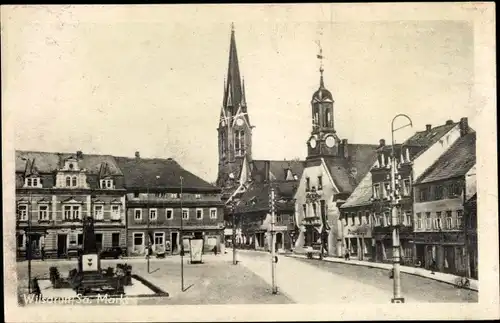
(390, 114, 412, 304)
(227, 172, 238, 265)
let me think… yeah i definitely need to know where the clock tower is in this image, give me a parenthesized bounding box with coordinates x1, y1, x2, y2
(306, 52, 341, 159)
(216, 24, 253, 188)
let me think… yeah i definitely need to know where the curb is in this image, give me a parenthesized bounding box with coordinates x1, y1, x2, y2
(287, 253, 478, 292)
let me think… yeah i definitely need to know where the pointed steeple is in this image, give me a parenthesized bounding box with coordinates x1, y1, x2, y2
(224, 23, 243, 108)
(241, 77, 247, 107)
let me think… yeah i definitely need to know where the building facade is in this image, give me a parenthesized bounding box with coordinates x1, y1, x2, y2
(115, 154, 225, 256)
(412, 131, 476, 276)
(293, 62, 378, 257)
(16, 151, 127, 259)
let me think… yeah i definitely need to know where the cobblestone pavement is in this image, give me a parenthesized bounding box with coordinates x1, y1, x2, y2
(16, 253, 292, 305)
(238, 250, 477, 303)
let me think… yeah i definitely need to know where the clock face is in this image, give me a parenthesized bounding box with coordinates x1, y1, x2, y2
(325, 136, 336, 148)
(309, 137, 317, 148)
(221, 120, 226, 127)
(236, 118, 244, 126)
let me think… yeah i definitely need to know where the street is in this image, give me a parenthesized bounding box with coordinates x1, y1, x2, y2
(17, 250, 477, 305)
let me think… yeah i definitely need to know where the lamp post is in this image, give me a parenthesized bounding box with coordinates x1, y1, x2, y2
(269, 185, 278, 294)
(226, 172, 238, 265)
(390, 114, 412, 304)
(180, 176, 185, 291)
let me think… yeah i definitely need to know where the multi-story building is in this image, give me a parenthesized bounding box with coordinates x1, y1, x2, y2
(464, 193, 477, 279)
(215, 25, 304, 249)
(115, 153, 224, 256)
(370, 117, 474, 265)
(339, 165, 376, 260)
(293, 58, 378, 257)
(16, 151, 127, 259)
(412, 131, 476, 276)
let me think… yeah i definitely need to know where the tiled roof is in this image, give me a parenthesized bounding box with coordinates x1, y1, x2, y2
(404, 123, 457, 147)
(340, 169, 374, 209)
(15, 151, 123, 175)
(415, 132, 476, 184)
(250, 159, 305, 183)
(323, 144, 378, 193)
(234, 180, 297, 214)
(114, 157, 219, 192)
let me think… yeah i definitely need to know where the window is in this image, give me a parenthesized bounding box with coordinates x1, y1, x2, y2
(306, 178, 310, 191)
(64, 206, 72, 220)
(111, 205, 120, 220)
(18, 205, 28, 221)
(446, 211, 453, 229)
(405, 211, 412, 227)
(25, 177, 41, 187)
(94, 205, 104, 220)
(434, 186, 444, 200)
(374, 213, 381, 226)
(78, 234, 83, 245)
(166, 209, 174, 220)
(403, 179, 411, 196)
(341, 216, 347, 227)
(100, 179, 113, 189)
(72, 176, 77, 187)
(182, 208, 189, 220)
(382, 182, 390, 199)
(133, 233, 144, 246)
(457, 210, 463, 228)
(276, 214, 282, 223)
(302, 204, 307, 217)
(290, 215, 295, 224)
(436, 212, 442, 230)
(317, 176, 323, 190)
(449, 183, 462, 197)
(196, 209, 203, 220)
(426, 212, 432, 229)
(64, 205, 80, 220)
(134, 209, 142, 221)
(384, 212, 391, 226)
(350, 213, 355, 226)
(366, 211, 371, 225)
(38, 205, 49, 220)
(170, 193, 181, 199)
(72, 206, 80, 220)
(234, 130, 245, 156)
(209, 208, 217, 219)
(373, 184, 380, 199)
(149, 209, 157, 221)
(312, 203, 317, 217)
(133, 192, 139, 198)
(357, 211, 363, 225)
(154, 232, 164, 246)
(419, 187, 430, 202)
(66, 177, 71, 187)
(27, 178, 32, 187)
(416, 213, 422, 229)
(195, 194, 201, 199)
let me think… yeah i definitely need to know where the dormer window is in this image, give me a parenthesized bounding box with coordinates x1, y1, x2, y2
(69, 163, 74, 170)
(100, 179, 114, 189)
(25, 177, 41, 188)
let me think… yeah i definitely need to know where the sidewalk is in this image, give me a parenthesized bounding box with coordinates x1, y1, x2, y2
(287, 253, 479, 292)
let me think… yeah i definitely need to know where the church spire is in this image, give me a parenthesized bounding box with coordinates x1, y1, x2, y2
(224, 23, 243, 108)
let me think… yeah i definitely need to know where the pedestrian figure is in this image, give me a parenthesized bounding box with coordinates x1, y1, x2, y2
(389, 268, 394, 279)
(41, 246, 45, 261)
(213, 245, 218, 256)
(344, 250, 350, 261)
(430, 259, 437, 274)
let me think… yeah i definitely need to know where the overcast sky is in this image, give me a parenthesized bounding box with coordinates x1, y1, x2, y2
(3, 5, 483, 183)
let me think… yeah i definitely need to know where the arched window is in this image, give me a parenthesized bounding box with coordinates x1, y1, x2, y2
(66, 176, 71, 187)
(72, 176, 77, 187)
(313, 105, 319, 126)
(326, 110, 332, 127)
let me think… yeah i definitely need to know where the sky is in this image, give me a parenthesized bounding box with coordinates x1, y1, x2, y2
(2, 5, 483, 183)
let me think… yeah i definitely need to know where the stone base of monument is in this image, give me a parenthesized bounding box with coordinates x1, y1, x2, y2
(34, 275, 167, 299)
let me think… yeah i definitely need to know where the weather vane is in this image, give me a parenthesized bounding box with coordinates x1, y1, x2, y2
(315, 39, 324, 73)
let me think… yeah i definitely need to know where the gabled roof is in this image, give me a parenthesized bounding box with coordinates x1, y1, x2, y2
(114, 157, 219, 192)
(323, 144, 378, 193)
(340, 168, 374, 209)
(404, 122, 458, 147)
(415, 132, 476, 185)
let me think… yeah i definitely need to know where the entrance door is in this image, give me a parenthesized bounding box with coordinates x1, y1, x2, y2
(171, 232, 178, 253)
(276, 233, 283, 251)
(57, 234, 67, 258)
(111, 233, 120, 247)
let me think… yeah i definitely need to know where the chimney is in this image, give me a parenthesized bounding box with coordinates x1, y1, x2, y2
(342, 139, 348, 158)
(76, 151, 83, 159)
(459, 117, 469, 136)
(379, 139, 386, 147)
(446, 119, 454, 125)
(426, 124, 432, 132)
(135, 151, 140, 158)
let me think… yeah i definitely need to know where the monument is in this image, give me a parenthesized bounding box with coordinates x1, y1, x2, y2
(25, 216, 169, 303)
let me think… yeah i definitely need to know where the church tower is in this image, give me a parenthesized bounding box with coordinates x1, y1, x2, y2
(306, 44, 342, 159)
(217, 24, 253, 188)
